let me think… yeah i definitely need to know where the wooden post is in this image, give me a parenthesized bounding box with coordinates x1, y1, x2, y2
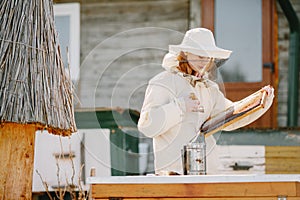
(0, 123, 37, 200)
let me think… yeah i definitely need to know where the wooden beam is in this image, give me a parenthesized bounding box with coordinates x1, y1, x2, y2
(0, 123, 37, 200)
(91, 182, 299, 198)
(201, 0, 214, 32)
(265, 146, 300, 174)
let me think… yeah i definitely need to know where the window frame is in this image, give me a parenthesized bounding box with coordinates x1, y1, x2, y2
(53, 3, 80, 82)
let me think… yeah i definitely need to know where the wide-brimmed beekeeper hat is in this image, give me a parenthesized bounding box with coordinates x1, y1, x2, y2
(169, 28, 232, 59)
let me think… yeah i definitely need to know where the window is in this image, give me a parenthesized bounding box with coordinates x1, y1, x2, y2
(54, 3, 80, 82)
(201, 0, 277, 128)
(215, 0, 262, 83)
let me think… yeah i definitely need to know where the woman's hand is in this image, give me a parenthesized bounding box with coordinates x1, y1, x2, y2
(262, 85, 274, 98)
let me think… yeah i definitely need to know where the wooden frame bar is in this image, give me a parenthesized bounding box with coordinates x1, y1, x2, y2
(89, 175, 300, 199)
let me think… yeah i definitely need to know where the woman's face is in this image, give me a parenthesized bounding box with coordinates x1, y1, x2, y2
(186, 52, 211, 73)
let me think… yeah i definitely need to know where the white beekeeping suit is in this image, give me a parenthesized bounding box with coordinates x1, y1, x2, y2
(138, 28, 274, 174)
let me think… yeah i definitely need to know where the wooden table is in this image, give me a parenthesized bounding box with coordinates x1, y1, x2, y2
(87, 174, 300, 199)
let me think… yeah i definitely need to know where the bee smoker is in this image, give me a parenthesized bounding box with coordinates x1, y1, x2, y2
(181, 132, 206, 175)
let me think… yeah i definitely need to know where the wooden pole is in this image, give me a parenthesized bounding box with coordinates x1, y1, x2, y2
(0, 123, 36, 200)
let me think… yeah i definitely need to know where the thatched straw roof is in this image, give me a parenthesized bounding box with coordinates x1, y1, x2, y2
(0, 0, 77, 135)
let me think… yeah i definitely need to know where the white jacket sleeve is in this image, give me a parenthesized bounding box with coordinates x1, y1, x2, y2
(138, 81, 183, 138)
(223, 89, 275, 131)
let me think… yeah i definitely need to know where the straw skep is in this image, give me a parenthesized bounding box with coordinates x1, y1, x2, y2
(0, 0, 77, 136)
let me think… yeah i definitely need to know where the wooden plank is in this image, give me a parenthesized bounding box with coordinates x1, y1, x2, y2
(201, 0, 214, 32)
(120, 198, 299, 200)
(0, 123, 37, 200)
(91, 182, 299, 198)
(267, 170, 300, 174)
(265, 146, 300, 158)
(266, 158, 300, 168)
(266, 168, 300, 174)
(91, 198, 300, 200)
(265, 156, 300, 163)
(217, 145, 265, 174)
(265, 146, 300, 174)
(218, 145, 265, 158)
(78, 0, 189, 109)
(81, 0, 188, 22)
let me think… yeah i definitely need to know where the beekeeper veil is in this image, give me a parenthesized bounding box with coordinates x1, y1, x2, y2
(163, 28, 232, 80)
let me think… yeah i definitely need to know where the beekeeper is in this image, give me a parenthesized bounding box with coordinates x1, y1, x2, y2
(138, 28, 274, 175)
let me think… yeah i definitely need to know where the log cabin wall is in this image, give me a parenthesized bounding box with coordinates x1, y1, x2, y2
(54, 0, 191, 111)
